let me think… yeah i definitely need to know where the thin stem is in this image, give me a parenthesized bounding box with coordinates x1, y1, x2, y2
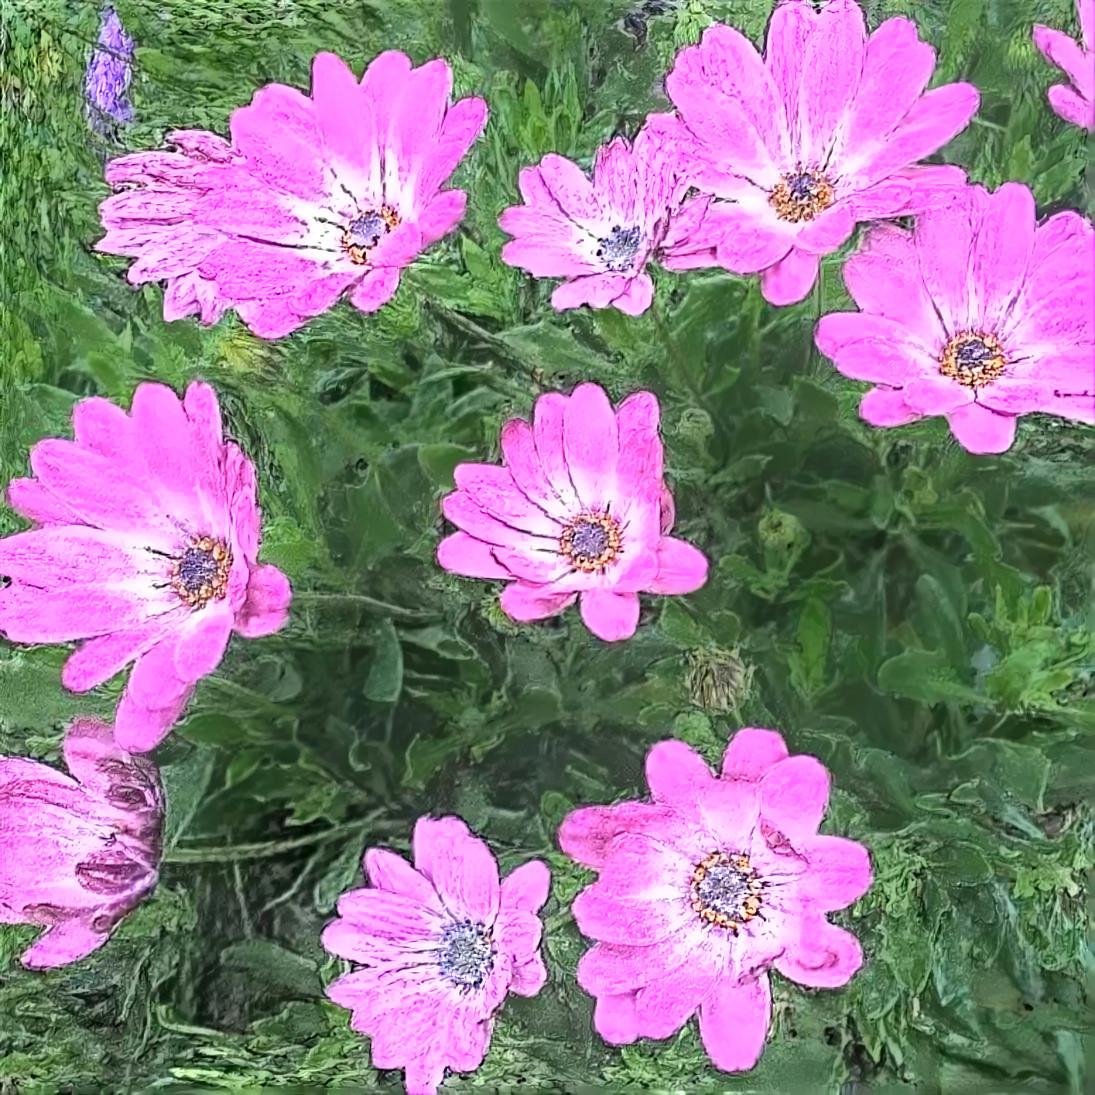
(293, 590, 438, 620)
(165, 818, 380, 864)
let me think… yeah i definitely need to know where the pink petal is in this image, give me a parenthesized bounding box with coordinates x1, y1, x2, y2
(945, 403, 1017, 454)
(500, 418, 572, 522)
(759, 248, 820, 306)
(774, 911, 864, 987)
(533, 392, 581, 514)
(113, 633, 196, 752)
(498, 582, 576, 622)
(5, 477, 82, 526)
(535, 153, 601, 221)
(562, 383, 618, 510)
(331, 888, 443, 958)
(814, 312, 935, 384)
(417, 189, 467, 248)
(757, 754, 831, 841)
(173, 611, 232, 683)
(412, 816, 500, 923)
(500, 859, 551, 915)
(494, 907, 543, 966)
(859, 387, 921, 427)
(418, 95, 489, 200)
(791, 835, 873, 912)
(721, 728, 789, 782)
(442, 491, 555, 550)
(310, 52, 373, 184)
(697, 974, 771, 1072)
(902, 376, 972, 416)
(970, 183, 1036, 332)
(511, 952, 548, 996)
(649, 537, 708, 596)
(350, 267, 402, 313)
(707, 201, 794, 274)
(577, 934, 694, 996)
(634, 961, 716, 1040)
(453, 464, 562, 536)
(436, 531, 509, 579)
(612, 274, 655, 316)
(593, 992, 641, 1044)
(579, 589, 640, 641)
(1033, 25, 1093, 97)
(364, 847, 443, 907)
(646, 738, 717, 812)
(72, 395, 139, 462)
(1047, 82, 1095, 130)
(551, 273, 635, 312)
(0, 584, 168, 644)
(233, 294, 311, 341)
(765, 0, 816, 149)
(235, 564, 291, 638)
(557, 801, 699, 869)
(793, 202, 856, 256)
(0, 526, 159, 590)
(20, 918, 110, 970)
(61, 619, 175, 692)
(614, 392, 663, 505)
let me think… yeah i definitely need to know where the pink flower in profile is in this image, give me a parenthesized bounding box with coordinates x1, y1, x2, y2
(0, 381, 291, 751)
(322, 816, 550, 1095)
(436, 384, 708, 642)
(498, 117, 712, 315)
(665, 0, 979, 304)
(1034, 0, 1095, 131)
(97, 52, 488, 339)
(559, 729, 872, 1072)
(0, 716, 162, 969)
(815, 183, 1094, 454)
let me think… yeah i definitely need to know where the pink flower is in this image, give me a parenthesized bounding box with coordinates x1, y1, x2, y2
(815, 183, 1094, 454)
(559, 728, 872, 1072)
(498, 116, 712, 315)
(0, 381, 292, 752)
(96, 52, 488, 339)
(664, 0, 979, 304)
(0, 716, 162, 969)
(1034, 0, 1095, 132)
(322, 816, 550, 1095)
(435, 383, 709, 642)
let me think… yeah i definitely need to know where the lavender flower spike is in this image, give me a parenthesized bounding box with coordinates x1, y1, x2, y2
(85, 7, 135, 132)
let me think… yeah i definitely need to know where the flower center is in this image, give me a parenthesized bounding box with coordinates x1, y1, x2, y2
(438, 918, 494, 988)
(769, 169, 835, 223)
(596, 224, 643, 273)
(560, 512, 622, 572)
(939, 331, 1006, 388)
(342, 205, 400, 265)
(690, 851, 763, 930)
(171, 536, 232, 608)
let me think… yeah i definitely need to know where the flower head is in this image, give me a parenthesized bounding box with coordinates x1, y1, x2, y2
(436, 383, 708, 642)
(96, 52, 488, 339)
(322, 816, 550, 1095)
(815, 183, 1094, 453)
(0, 381, 292, 751)
(1034, 0, 1095, 132)
(666, 0, 979, 304)
(498, 116, 712, 315)
(0, 717, 162, 969)
(559, 728, 871, 1072)
(85, 7, 135, 133)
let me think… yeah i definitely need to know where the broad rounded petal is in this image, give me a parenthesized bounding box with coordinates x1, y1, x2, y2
(453, 464, 562, 536)
(593, 991, 641, 1044)
(649, 537, 708, 596)
(557, 801, 698, 869)
(494, 907, 543, 966)
(364, 848, 443, 910)
(436, 531, 509, 579)
(814, 312, 934, 384)
(412, 815, 500, 923)
(634, 961, 715, 1040)
(511, 952, 548, 997)
(500, 418, 573, 522)
(235, 564, 292, 638)
(5, 477, 83, 526)
(946, 403, 1017, 454)
(759, 248, 820, 306)
(858, 387, 921, 427)
(500, 209, 595, 278)
(1046, 82, 1095, 130)
(113, 635, 195, 752)
(551, 273, 635, 312)
(349, 267, 401, 313)
(794, 202, 856, 256)
(233, 293, 310, 341)
(697, 974, 771, 1072)
(20, 918, 110, 970)
(311, 52, 373, 183)
(612, 274, 654, 316)
(535, 153, 600, 221)
(792, 835, 873, 912)
(499, 582, 576, 623)
(333, 887, 443, 950)
(758, 754, 830, 840)
(577, 933, 696, 996)
(72, 395, 139, 463)
(708, 202, 794, 274)
(578, 590, 640, 641)
(902, 376, 972, 416)
(721, 728, 789, 782)
(500, 860, 551, 915)
(173, 612, 232, 683)
(61, 619, 174, 692)
(971, 183, 1036, 332)
(562, 383, 618, 510)
(646, 739, 716, 811)
(774, 913, 864, 987)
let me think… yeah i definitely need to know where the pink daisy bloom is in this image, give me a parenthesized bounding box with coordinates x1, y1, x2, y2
(559, 728, 872, 1072)
(664, 0, 979, 304)
(435, 383, 709, 642)
(498, 116, 713, 315)
(0, 381, 292, 752)
(815, 183, 1095, 454)
(96, 52, 488, 339)
(1034, 0, 1095, 132)
(322, 816, 550, 1095)
(0, 716, 162, 969)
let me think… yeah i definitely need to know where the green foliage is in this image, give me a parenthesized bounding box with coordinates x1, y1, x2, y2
(1, 0, 1092, 1091)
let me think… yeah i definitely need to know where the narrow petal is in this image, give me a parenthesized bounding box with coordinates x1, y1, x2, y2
(790, 835, 873, 912)
(412, 816, 500, 923)
(61, 619, 175, 692)
(499, 860, 551, 915)
(614, 392, 663, 508)
(453, 464, 562, 536)
(0, 584, 167, 644)
(499, 583, 576, 622)
(697, 975, 771, 1072)
(945, 403, 1017, 454)
(859, 387, 920, 427)
(500, 418, 573, 522)
(436, 531, 509, 579)
(634, 961, 715, 1040)
(533, 392, 581, 513)
(759, 248, 820, 306)
(757, 754, 830, 840)
(774, 912, 863, 987)
(562, 384, 618, 510)
(721, 728, 789, 782)
(364, 848, 443, 908)
(970, 183, 1036, 332)
(417, 189, 468, 247)
(20, 918, 110, 970)
(442, 491, 555, 550)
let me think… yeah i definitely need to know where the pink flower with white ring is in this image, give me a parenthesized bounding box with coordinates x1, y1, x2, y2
(436, 384, 708, 642)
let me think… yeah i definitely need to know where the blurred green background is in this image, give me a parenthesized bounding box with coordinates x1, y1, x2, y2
(1, 0, 1092, 1091)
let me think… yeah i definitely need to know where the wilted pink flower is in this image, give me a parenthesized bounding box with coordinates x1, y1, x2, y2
(665, 0, 979, 304)
(498, 117, 712, 315)
(322, 816, 550, 1095)
(97, 52, 488, 339)
(559, 728, 871, 1072)
(0, 381, 291, 751)
(0, 716, 162, 969)
(815, 183, 1095, 454)
(1034, 0, 1095, 131)
(436, 383, 708, 642)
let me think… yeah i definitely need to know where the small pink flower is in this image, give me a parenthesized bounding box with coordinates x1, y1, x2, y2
(97, 52, 488, 339)
(0, 716, 162, 969)
(559, 728, 872, 1072)
(0, 381, 292, 751)
(498, 116, 712, 315)
(1034, 0, 1095, 132)
(815, 183, 1094, 454)
(436, 384, 708, 642)
(322, 816, 550, 1095)
(665, 0, 979, 304)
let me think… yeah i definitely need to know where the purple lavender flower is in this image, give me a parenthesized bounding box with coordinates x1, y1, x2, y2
(85, 8, 135, 133)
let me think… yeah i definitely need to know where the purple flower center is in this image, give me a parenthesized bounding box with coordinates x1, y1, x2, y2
(438, 918, 494, 988)
(171, 536, 232, 608)
(596, 224, 643, 273)
(690, 851, 763, 929)
(342, 205, 400, 264)
(769, 169, 834, 223)
(560, 512, 622, 573)
(939, 331, 1006, 388)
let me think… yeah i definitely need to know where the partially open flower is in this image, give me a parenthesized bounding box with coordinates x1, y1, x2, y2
(1034, 0, 1094, 132)
(0, 717, 162, 969)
